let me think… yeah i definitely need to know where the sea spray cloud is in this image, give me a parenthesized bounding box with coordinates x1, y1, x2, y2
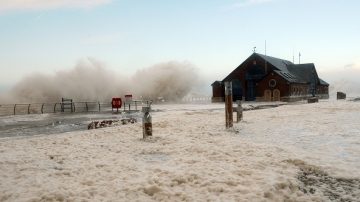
(2, 58, 130, 103)
(319, 61, 360, 98)
(0, 59, 199, 103)
(132, 61, 199, 101)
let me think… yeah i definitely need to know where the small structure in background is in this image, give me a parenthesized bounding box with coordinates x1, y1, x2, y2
(61, 98, 73, 112)
(142, 106, 152, 138)
(111, 97, 122, 113)
(337, 92, 346, 100)
(124, 94, 133, 110)
(123, 94, 148, 112)
(225, 82, 233, 128)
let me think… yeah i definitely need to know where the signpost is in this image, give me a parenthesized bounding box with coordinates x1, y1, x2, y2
(142, 106, 152, 138)
(112, 98, 122, 113)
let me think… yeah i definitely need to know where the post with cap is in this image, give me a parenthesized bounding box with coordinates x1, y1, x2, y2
(225, 81, 233, 128)
(142, 106, 152, 138)
(236, 100, 243, 123)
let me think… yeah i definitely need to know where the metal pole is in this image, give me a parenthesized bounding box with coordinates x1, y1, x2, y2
(225, 81, 233, 128)
(236, 100, 243, 123)
(142, 106, 152, 138)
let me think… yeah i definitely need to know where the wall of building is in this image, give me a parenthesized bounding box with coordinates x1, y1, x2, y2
(257, 71, 290, 101)
(317, 85, 329, 99)
(211, 82, 224, 102)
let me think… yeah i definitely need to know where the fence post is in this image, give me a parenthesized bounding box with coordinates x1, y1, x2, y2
(225, 81, 233, 128)
(98, 102, 101, 112)
(142, 106, 152, 138)
(236, 100, 243, 123)
(28, 104, 31, 114)
(14, 104, 16, 115)
(54, 103, 57, 113)
(41, 103, 44, 114)
(85, 102, 88, 112)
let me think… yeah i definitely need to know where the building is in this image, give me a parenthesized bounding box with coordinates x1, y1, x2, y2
(212, 53, 329, 102)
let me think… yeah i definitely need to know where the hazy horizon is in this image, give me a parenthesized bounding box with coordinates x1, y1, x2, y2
(0, 0, 359, 99)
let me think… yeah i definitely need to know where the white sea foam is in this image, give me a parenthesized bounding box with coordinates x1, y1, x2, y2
(0, 100, 359, 201)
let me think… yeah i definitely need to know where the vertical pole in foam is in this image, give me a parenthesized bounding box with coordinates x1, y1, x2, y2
(142, 106, 152, 138)
(225, 81, 233, 128)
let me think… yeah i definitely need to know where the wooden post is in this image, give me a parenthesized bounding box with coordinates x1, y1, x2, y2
(236, 100, 243, 123)
(225, 81, 233, 128)
(142, 106, 152, 138)
(28, 104, 31, 114)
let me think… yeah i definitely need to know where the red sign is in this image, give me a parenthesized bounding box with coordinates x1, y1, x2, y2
(112, 98, 122, 109)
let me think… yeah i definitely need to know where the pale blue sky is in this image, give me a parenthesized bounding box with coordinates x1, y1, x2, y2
(0, 0, 359, 91)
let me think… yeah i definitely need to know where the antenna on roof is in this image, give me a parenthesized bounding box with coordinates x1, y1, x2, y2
(265, 41, 268, 73)
(253, 46, 256, 53)
(299, 52, 301, 64)
(265, 40, 267, 56)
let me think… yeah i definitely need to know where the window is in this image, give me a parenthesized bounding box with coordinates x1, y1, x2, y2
(269, 79, 276, 88)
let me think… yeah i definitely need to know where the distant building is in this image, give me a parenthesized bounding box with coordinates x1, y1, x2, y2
(212, 53, 329, 102)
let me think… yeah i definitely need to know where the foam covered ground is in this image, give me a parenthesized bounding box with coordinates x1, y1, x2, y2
(0, 100, 359, 201)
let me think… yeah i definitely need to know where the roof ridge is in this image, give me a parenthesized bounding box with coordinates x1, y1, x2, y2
(255, 53, 293, 64)
(290, 63, 314, 66)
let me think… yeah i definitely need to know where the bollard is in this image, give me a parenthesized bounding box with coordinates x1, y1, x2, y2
(225, 81, 233, 128)
(337, 92, 346, 100)
(142, 106, 152, 138)
(236, 100, 243, 123)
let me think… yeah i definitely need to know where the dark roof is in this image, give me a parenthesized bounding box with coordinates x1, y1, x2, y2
(222, 53, 329, 86)
(256, 53, 293, 73)
(273, 70, 305, 83)
(287, 63, 318, 85)
(256, 54, 326, 85)
(222, 53, 293, 82)
(319, 78, 329, 86)
(211, 81, 222, 86)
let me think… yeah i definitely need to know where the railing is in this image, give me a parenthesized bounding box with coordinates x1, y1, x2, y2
(0, 102, 109, 116)
(0, 100, 154, 116)
(181, 97, 212, 103)
(122, 100, 152, 112)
